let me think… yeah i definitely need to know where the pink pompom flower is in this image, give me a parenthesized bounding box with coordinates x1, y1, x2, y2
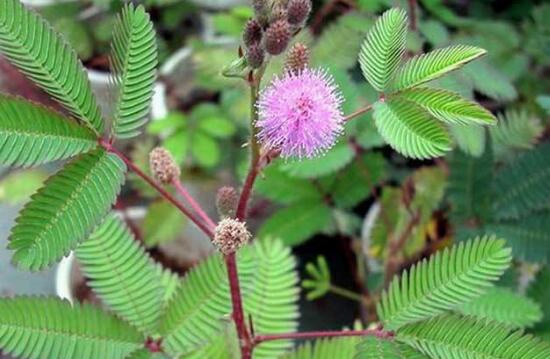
(256, 68, 344, 159)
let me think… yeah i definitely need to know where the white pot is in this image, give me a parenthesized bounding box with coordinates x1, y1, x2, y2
(87, 69, 168, 122)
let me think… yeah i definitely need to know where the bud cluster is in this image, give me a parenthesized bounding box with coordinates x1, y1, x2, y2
(242, 0, 312, 68)
(149, 147, 180, 184)
(213, 218, 252, 254)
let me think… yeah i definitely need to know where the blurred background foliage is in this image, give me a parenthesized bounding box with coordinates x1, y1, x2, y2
(1, 0, 550, 338)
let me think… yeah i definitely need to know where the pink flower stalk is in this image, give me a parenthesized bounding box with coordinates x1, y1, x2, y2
(256, 68, 344, 159)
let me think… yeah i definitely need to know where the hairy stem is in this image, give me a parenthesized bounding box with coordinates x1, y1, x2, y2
(99, 140, 215, 239)
(172, 179, 217, 229)
(229, 66, 267, 359)
(254, 328, 393, 344)
(344, 104, 373, 122)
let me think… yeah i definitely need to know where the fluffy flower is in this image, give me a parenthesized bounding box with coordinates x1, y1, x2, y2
(256, 68, 344, 158)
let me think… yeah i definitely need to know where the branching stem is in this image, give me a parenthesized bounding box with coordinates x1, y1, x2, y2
(99, 139, 215, 239)
(343, 104, 373, 122)
(171, 179, 217, 229)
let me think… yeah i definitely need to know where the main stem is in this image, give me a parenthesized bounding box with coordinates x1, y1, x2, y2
(99, 140, 215, 239)
(228, 66, 266, 359)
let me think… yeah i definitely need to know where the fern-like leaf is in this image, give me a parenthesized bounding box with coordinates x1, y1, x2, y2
(76, 214, 163, 334)
(458, 287, 542, 328)
(0, 296, 142, 359)
(280, 337, 360, 359)
(372, 99, 451, 159)
(0, 0, 103, 134)
(449, 123, 486, 157)
(0, 95, 96, 167)
(447, 147, 493, 224)
(355, 337, 429, 359)
(397, 314, 550, 359)
(110, 4, 158, 139)
(395, 87, 496, 125)
(159, 238, 298, 358)
(492, 142, 550, 219)
(377, 236, 512, 330)
(391, 45, 486, 91)
(8, 148, 126, 271)
(487, 211, 550, 263)
(490, 109, 543, 156)
(528, 268, 550, 339)
(125, 349, 167, 359)
(359, 8, 408, 92)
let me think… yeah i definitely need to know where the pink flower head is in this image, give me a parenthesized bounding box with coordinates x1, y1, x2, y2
(256, 68, 344, 159)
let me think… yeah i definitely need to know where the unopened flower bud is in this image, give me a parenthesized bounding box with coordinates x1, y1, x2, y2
(265, 20, 291, 55)
(149, 147, 180, 184)
(270, 3, 288, 22)
(246, 44, 265, 69)
(287, 0, 311, 25)
(252, 0, 269, 26)
(213, 218, 252, 254)
(285, 42, 309, 73)
(216, 186, 238, 218)
(243, 19, 263, 47)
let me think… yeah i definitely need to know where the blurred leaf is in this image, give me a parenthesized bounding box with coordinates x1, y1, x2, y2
(128, 139, 157, 198)
(536, 95, 550, 115)
(448, 147, 493, 224)
(148, 112, 186, 135)
(143, 200, 186, 247)
(164, 130, 189, 165)
(490, 109, 543, 158)
(53, 18, 93, 60)
(302, 256, 331, 300)
(190, 132, 220, 168)
(528, 268, 550, 340)
(259, 201, 332, 246)
(462, 60, 517, 102)
(0, 169, 47, 205)
(449, 124, 486, 157)
(255, 165, 321, 205)
(330, 153, 387, 209)
(198, 117, 236, 139)
(281, 144, 355, 179)
(419, 20, 449, 46)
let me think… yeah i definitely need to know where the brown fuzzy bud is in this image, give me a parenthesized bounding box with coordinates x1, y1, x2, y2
(270, 3, 288, 22)
(243, 19, 263, 47)
(252, 0, 269, 26)
(287, 0, 311, 25)
(213, 218, 252, 254)
(216, 186, 238, 218)
(149, 147, 180, 184)
(246, 44, 265, 69)
(285, 42, 309, 73)
(265, 20, 291, 55)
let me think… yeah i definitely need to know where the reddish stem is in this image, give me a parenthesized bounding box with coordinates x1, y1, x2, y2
(408, 0, 417, 31)
(254, 328, 393, 345)
(343, 104, 373, 122)
(99, 140, 214, 239)
(172, 179, 217, 229)
(225, 252, 252, 359)
(235, 161, 261, 221)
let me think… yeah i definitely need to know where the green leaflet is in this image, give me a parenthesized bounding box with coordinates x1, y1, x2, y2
(486, 211, 550, 264)
(391, 45, 486, 91)
(395, 87, 496, 125)
(280, 144, 355, 179)
(280, 337, 360, 359)
(258, 200, 332, 246)
(490, 109, 543, 157)
(0, 95, 97, 167)
(359, 8, 408, 91)
(528, 268, 550, 339)
(355, 337, 429, 359)
(397, 314, 550, 359)
(110, 4, 158, 139)
(76, 214, 164, 334)
(0, 297, 142, 359)
(492, 142, 550, 219)
(0, 0, 103, 134)
(159, 238, 298, 358)
(461, 60, 518, 102)
(372, 99, 451, 159)
(449, 123, 486, 157)
(447, 147, 493, 224)
(378, 236, 512, 330)
(458, 287, 542, 328)
(8, 148, 126, 271)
